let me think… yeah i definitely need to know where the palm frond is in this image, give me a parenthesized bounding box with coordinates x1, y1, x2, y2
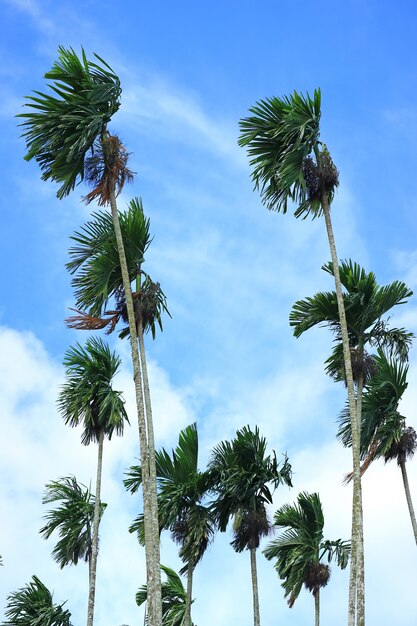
(18, 47, 121, 199)
(58, 337, 128, 445)
(67, 198, 151, 316)
(40, 476, 106, 569)
(2, 576, 72, 626)
(239, 90, 331, 217)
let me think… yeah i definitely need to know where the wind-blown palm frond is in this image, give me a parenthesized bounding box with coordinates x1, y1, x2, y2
(209, 426, 292, 550)
(58, 337, 128, 445)
(18, 46, 121, 199)
(124, 423, 215, 572)
(40, 476, 106, 569)
(290, 260, 413, 383)
(136, 565, 193, 626)
(2, 576, 72, 626)
(239, 90, 337, 218)
(67, 198, 151, 316)
(264, 492, 350, 608)
(337, 349, 409, 457)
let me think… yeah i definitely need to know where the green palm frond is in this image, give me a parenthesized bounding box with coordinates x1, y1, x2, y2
(136, 565, 192, 626)
(239, 90, 332, 217)
(40, 476, 106, 569)
(2, 576, 72, 626)
(125, 424, 215, 568)
(58, 337, 128, 445)
(291, 260, 413, 384)
(337, 349, 410, 469)
(18, 47, 121, 199)
(67, 198, 151, 316)
(209, 426, 292, 551)
(264, 492, 349, 607)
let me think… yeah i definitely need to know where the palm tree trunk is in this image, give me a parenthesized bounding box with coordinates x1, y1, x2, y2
(321, 190, 365, 626)
(250, 548, 260, 626)
(314, 590, 320, 626)
(87, 431, 104, 626)
(137, 316, 162, 619)
(184, 563, 194, 626)
(354, 368, 365, 626)
(108, 185, 162, 626)
(400, 460, 417, 545)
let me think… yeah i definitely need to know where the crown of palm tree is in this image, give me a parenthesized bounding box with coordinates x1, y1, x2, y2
(264, 492, 350, 607)
(18, 46, 121, 199)
(337, 349, 413, 465)
(2, 576, 72, 626)
(290, 260, 413, 382)
(65, 198, 170, 339)
(125, 423, 215, 572)
(40, 476, 106, 569)
(58, 337, 128, 446)
(209, 425, 292, 551)
(239, 90, 338, 218)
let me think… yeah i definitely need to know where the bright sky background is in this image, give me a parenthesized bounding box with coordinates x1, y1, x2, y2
(1, 1, 417, 625)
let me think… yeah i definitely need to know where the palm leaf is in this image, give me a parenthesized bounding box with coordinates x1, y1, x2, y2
(18, 47, 121, 199)
(2, 576, 72, 626)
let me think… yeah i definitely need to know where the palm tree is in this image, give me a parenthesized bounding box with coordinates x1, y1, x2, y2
(239, 90, 364, 625)
(136, 566, 193, 626)
(289, 259, 412, 623)
(208, 425, 292, 626)
(40, 475, 106, 572)
(19, 47, 162, 625)
(124, 423, 215, 626)
(2, 576, 72, 626)
(338, 350, 417, 545)
(58, 337, 127, 626)
(264, 492, 350, 626)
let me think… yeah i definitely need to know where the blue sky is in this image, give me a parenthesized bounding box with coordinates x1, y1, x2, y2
(1, 1, 417, 625)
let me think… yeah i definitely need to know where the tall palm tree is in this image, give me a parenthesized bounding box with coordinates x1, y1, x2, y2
(124, 423, 215, 626)
(338, 350, 417, 545)
(239, 90, 363, 625)
(208, 425, 292, 626)
(289, 259, 412, 623)
(136, 566, 193, 626)
(264, 492, 350, 626)
(40, 476, 106, 573)
(19, 47, 162, 625)
(2, 576, 72, 626)
(58, 337, 127, 626)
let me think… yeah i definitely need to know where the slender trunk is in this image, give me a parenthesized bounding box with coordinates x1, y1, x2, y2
(321, 190, 364, 626)
(184, 563, 194, 626)
(108, 185, 161, 626)
(314, 590, 320, 626)
(250, 548, 260, 626)
(87, 431, 104, 626)
(400, 460, 417, 545)
(137, 316, 162, 619)
(355, 367, 365, 626)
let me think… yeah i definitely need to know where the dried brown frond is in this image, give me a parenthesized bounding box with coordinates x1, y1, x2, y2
(65, 308, 120, 333)
(83, 133, 134, 206)
(343, 439, 380, 484)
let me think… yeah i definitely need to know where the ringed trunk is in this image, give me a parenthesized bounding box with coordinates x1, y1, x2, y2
(87, 430, 104, 626)
(314, 590, 320, 626)
(137, 316, 162, 617)
(108, 185, 161, 626)
(399, 460, 417, 545)
(250, 547, 261, 626)
(184, 563, 194, 626)
(321, 190, 365, 626)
